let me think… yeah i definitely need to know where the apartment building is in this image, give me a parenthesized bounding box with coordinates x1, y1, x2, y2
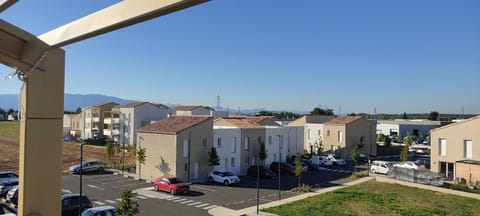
(430, 116, 480, 183)
(63, 113, 81, 138)
(289, 115, 335, 154)
(80, 102, 119, 140)
(377, 119, 441, 137)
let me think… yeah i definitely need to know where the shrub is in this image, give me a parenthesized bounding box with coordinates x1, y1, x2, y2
(291, 184, 312, 193)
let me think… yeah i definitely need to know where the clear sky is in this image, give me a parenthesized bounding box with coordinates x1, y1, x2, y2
(1, 0, 479, 114)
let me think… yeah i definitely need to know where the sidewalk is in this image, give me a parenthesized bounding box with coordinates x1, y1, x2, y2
(208, 177, 374, 216)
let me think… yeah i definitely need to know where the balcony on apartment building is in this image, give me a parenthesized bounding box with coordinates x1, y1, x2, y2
(92, 116, 100, 122)
(112, 129, 120, 136)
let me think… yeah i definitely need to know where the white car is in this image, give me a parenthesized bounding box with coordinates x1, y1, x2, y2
(393, 162, 418, 170)
(310, 156, 333, 166)
(327, 154, 346, 165)
(208, 171, 240, 186)
(370, 161, 393, 174)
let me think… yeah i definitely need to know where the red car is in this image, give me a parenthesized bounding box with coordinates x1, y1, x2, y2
(153, 176, 190, 195)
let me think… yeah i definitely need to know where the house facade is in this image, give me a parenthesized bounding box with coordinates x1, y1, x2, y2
(377, 119, 441, 137)
(136, 116, 213, 182)
(430, 116, 480, 183)
(323, 116, 377, 160)
(174, 105, 214, 116)
(114, 102, 173, 146)
(289, 115, 335, 154)
(80, 102, 119, 140)
(63, 114, 81, 138)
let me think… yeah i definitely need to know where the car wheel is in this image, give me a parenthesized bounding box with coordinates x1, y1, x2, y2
(224, 180, 229, 186)
(170, 189, 175, 195)
(372, 169, 376, 174)
(154, 185, 159, 191)
(98, 167, 104, 172)
(208, 177, 213, 183)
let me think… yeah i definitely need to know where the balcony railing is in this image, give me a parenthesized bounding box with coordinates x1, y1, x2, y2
(104, 118, 112, 124)
(112, 118, 120, 124)
(92, 117, 100, 122)
(112, 129, 120, 135)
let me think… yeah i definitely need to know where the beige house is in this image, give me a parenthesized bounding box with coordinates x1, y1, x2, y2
(214, 117, 265, 174)
(136, 116, 213, 182)
(322, 116, 377, 160)
(63, 114, 81, 138)
(289, 115, 335, 153)
(80, 102, 119, 139)
(430, 116, 480, 184)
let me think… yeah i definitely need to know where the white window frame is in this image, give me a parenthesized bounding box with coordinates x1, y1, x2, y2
(231, 157, 235, 167)
(439, 138, 446, 156)
(217, 137, 222, 148)
(233, 136, 237, 153)
(268, 136, 272, 145)
(245, 137, 250, 151)
(338, 131, 343, 143)
(183, 139, 188, 158)
(308, 129, 311, 140)
(464, 140, 472, 159)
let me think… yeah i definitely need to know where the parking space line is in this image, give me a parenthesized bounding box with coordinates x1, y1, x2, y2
(188, 201, 202, 206)
(195, 203, 209, 208)
(173, 198, 187, 202)
(113, 182, 150, 189)
(137, 195, 147, 200)
(115, 198, 121, 202)
(164, 197, 178, 200)
(93, 201, 105, 206)
(180, 200, 194, 204)
(190, 185, 216, 192)
(105, 200, 116, 204)
(203, 205, 217, 210)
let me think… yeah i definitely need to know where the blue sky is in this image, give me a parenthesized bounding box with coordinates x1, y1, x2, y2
(1, 0, 479, 114)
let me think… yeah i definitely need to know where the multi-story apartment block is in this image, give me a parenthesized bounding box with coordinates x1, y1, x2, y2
(430, 116, 480, 183)
(63, 114, 81, 138)
(289, 115, 335, 154)
(80, 102, 119, 140)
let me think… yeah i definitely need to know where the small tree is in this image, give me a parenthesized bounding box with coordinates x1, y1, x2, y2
(404, 135, 414, 146)
(208, 147, 220, 169)
(294, 154, 304, 188)
(136, 147, 146, 179)
(402, 112, 408, 119)
(259, 141, 267, 165)
(105, 138, 115, 167)
(384, 136, 392, 147)
(116, 189, 139, 216)
(400, 145, 409, 161)
(376, 134, 385, 143)
(317, 140, 324, 155)
(351, 147, 360, 171)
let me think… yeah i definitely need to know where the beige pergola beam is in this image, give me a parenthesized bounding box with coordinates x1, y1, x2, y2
(38, 0, 207, 48)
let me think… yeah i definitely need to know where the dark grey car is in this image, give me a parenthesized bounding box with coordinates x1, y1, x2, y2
(69, 161, 105, 174)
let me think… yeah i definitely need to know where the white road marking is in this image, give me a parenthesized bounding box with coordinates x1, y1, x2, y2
(180, 200, 194, 204)
(62, 189, 72, 194)
(137, 195, 147, 199)
(115, 198, 121, 202)
(173, 198, 187, 202)
(203, 205, 217, 210)
(105, 200, 116, 204)
(87, 184, 104, 190)
(195, 203, 209, 208)
(93, 201, 105, 206)
(188, 201, 202, 206)
(190, 185, 216, 192)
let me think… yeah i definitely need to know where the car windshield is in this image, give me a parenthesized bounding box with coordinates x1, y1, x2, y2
(170, 178, 182, 184)
(222, 172, 234, 176)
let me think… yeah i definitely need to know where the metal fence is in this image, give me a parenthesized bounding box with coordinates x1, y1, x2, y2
(388, 167, 443, 186)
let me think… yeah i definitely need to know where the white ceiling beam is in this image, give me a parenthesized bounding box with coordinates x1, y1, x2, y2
(38, 0, 208, 48)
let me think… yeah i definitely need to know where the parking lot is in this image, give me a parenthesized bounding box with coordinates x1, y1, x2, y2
(59, 164, 357, 215)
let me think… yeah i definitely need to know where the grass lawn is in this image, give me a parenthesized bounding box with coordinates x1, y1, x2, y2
(0, 121, 20, 136)
(264, 180, 480, 216)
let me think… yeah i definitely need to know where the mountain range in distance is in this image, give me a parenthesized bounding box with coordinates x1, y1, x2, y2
(0, 93, 273, 114)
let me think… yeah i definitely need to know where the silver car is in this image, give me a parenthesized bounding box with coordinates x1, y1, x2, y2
(69, 160, 105, 174)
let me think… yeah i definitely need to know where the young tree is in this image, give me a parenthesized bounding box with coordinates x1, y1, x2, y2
(259, 141, 267, 165)
(116, 189, 139, 216)
(401, 112, 408, 119)
(310, 107, 334, 116)
(400, 145, 409, 161)
(351, 147, 360, 171)
(136, 147, 146, 179)
(384, 136, 392, 147)
(376, 134, 385, 143)
(404, 135, 414, 146)
(294, 154, 304, 188)
(316, 140, 324, 155)
(105, 138, 114, 167)
(208, 147, 220, 169)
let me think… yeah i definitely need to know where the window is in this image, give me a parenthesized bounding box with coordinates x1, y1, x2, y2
(231, 158, 235, 167)
(246, 156, 250, 166)
(245, 137, 250, 151)
(217, 137, 222, 148)
(183, 139, 188, 158)
(184, 163, 188, 172)
(233, 137, 237, 153)
(274, 153, 277, 162)
(337, 131, 343, 143)
(439, 138, 446, 156)
(318, 130, 321, 136)
(202, 138, 208, 149)
(327, 130, 330, 136)
(464, 140, 472, 158)
(268, 136, 272, 145)
(224, 158, 228, 170)
(308, 129, 311, 140)
(103, 124, 108, 129)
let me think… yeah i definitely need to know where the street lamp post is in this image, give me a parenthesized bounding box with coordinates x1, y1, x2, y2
(278, 135, 282, 200)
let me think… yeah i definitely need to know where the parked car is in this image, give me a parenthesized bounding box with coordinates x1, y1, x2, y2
(310, 155, 333, 167)
(81, 205, 116, 216)
(153, 176, 190, 195)
(0, 203, 16, 216)
(301, 159, 318, 171)
(393, 161, 419, 170)
(326, 154, 346, 165)
(61, 194, 93, 216)
(0, 180, 18, 198)
(370, 161, 393, 175)
(69, 160, 105, 174)
(269, 162, 295, 175)
(415, 158, 431, 169)
(247, 166, 276, 179)
(415, 148, 431, 155)
(208, 171, 240, 186)
(288, 161, 308, 173)
(0, 172, 18, 184)
(5, 186, 18, 206)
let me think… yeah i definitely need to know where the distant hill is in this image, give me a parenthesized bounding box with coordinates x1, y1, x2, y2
(0, 93, 136, 111)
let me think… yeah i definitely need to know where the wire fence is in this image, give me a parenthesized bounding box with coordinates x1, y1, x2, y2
(388, 167, 443, 186)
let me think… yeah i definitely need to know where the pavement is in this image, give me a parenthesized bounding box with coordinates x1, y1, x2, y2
(208, 176, 375, 216)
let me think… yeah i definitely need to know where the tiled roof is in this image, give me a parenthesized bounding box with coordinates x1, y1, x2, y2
(325, 116, 363, 125)
(138, 116, 211, 134)
(216, 117, 264, 129)
(430, 115, 480, 133)
(155, 104, 169, 109)
(121, 101, 148, 108)
(174, 105, 212, 111)
(92, 101, 119, 107)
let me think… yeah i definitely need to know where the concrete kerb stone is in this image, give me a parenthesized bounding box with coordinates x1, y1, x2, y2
(208, 177, 375, 216)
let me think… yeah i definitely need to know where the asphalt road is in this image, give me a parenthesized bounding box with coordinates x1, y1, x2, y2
(61, 164, 358, 216)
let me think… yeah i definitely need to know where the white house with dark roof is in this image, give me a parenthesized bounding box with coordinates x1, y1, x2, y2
(137, 116, 213, 182)
(109, 101, 174, 146)
(377, 119, 441, 137)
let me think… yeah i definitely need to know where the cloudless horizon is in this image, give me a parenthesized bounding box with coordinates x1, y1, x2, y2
(1, 0, 479, 114)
